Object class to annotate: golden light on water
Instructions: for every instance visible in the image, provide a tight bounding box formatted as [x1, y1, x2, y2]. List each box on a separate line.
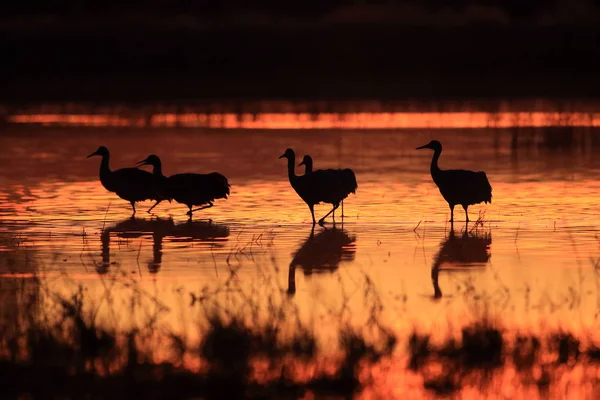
[3, 104, 600, 397]
[8, 111, 600, 129]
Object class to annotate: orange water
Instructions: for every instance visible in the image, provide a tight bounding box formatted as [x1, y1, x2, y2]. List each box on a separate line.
[2, 122, 600, 397]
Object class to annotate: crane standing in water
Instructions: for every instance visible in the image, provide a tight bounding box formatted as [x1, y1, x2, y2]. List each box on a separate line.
[87, 146, 162, 215]
[279, 148, 357, 226]
[137, 154, 230, 218]
[416, 140, 492, 222]
[298, 154, 357, 222]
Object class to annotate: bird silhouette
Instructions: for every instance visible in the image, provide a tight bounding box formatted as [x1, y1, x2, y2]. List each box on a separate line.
[298, 154, 358, 222]
[137, 154, 230, 218]
[87, 146, 162, 215]
[431, 223, 491, 299]
[416, 140, 492, 222]
[280, 148, 357, 226]
[287, 225, 356, 296]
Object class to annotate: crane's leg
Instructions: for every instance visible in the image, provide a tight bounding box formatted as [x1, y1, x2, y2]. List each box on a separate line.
[188, 201, 214, 216]
[462, 205, 469, 222]
[342, 200, 344, 219]
[131, 201, 136, 216]
[147, 200, 162, 214]
[309, 204, 316, 225]
[318, 203, 339, 226]
[449, 204, 455, 222]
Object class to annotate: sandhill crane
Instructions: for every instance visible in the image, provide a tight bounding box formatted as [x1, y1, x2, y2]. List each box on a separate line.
[279, 148, 356, 226]
[87, 146, 162, 215]
[416, 140, 492, 222]
[298, 154, 357, 221]
[137, 154, 230, 218]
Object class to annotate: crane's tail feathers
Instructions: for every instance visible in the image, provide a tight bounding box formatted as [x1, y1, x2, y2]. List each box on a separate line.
[475, 171, 492, 204]
[342, 169, 358, 195]
[221, 181, 231, 196]
[210, 173, 231, 199]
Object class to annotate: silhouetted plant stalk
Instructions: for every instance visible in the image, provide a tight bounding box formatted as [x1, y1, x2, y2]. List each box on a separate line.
[0, 258, 402, 398]
[3, 245, 600, 397]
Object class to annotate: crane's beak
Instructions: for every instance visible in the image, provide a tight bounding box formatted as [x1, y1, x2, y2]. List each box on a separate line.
[415, 144, 429, 150]
[86, 150, 99, 158]
[136, 158, 149, 167]
[298, 160, 305, 167]
[278, 153, 286, 159]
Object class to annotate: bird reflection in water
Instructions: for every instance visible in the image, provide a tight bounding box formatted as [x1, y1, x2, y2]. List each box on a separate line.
[287, 225, 356, 296]
[167, 219, 230, 245]
[100, 217, 229, 274]
[431, 223, 491, 299]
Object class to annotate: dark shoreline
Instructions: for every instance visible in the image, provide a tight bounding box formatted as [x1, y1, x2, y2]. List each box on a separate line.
[2, 20, 600, 103]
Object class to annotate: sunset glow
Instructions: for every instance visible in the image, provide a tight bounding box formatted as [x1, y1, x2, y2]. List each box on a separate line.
[8, 111, 600, 129]
[5, 0, 600, 393]
[4, 104, 600, 397]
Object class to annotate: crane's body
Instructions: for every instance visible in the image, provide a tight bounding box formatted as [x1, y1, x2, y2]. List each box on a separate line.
[87, 146, 161, 215]
[280, 149, 357, 226]
[298, 155, 357, 221]
[138, 155, 230, 217]
[416, 140, 492, 222]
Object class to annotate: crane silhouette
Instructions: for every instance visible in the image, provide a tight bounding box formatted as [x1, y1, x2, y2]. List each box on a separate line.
[279, 148, 356, 226]
[87, 146, 162, 215]
[430, 224, 491, 299]
[298, 154, 357, 222]
[137, 154, 230, 218]
[287, 225, 356, 296]
[416, 140, 492, 222]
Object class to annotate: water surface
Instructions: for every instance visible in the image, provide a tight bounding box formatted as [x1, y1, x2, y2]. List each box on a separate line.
[2, 111, 600, 396]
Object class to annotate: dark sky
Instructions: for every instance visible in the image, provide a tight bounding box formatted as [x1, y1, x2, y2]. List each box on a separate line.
[1, 0, 594, 21]
[2, 0, 600, 102]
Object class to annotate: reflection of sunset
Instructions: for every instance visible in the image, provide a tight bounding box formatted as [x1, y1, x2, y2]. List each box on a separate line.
[9, 111, 600, 129]
[2, 142, 600, 330]
[5, 0, 600, 386]
[2, 122, 600, 397]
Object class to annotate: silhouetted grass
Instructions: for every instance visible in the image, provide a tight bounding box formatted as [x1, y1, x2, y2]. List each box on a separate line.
[0, 258, 400, 399]
[407, 319, 600, 397]
[4, 239, 600, 398]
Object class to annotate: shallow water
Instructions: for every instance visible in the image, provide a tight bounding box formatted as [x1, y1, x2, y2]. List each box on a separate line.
[4, 116, 600, 398]
[2, 121, 600, 338]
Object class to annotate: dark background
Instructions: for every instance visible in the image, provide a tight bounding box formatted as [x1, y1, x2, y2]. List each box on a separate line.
[2, 0, 600, 103]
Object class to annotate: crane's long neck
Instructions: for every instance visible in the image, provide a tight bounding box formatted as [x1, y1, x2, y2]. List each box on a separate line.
[305, 159, 313, 174]
[152, 161, 164, 178]
[99, 153, 112, 182]
[287, 155, 297, 183]
[430, 148, 442, 178]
